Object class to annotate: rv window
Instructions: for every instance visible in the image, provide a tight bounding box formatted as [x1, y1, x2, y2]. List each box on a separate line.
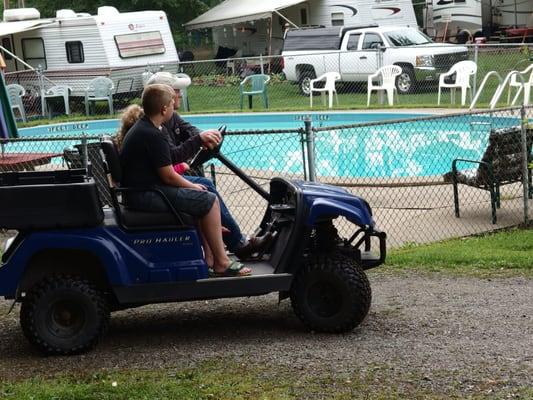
[362, 33, 384, 50]
[346, 34, 361, 51]
[1, 38, 13, 60]
[300, 8, 308, 25]
[21, 38, 46, 69]
[114, 31, 165, 58]
[331, 13, 344, 27]
[66, 41, 84, 63]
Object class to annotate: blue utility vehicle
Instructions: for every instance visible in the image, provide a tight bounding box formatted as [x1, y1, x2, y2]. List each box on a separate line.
[0, 134, 386, 355]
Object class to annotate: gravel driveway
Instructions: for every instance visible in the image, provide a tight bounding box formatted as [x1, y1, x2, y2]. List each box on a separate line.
[0, 272, 531, 395]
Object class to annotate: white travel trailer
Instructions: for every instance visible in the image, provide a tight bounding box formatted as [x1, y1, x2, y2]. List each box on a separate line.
[185, 0, 418, 56]
[431, 0, 533, 40]
[0, 7, 179, 97]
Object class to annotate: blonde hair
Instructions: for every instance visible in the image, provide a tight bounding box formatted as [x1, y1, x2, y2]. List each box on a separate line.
[142, 84, 174, 117]
[115, 104, 144, 149]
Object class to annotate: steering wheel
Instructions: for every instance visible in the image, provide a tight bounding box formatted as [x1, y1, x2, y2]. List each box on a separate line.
[189, 125, 226, 169]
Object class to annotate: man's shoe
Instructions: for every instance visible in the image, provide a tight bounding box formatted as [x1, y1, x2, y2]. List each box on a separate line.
[233, 232, 274, 260]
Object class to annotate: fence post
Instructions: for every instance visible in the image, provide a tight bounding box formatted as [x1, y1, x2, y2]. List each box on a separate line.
[473, 43, 479, 97]
[304, 117, 316, 182]
[520, 106, 529, 224]
[81, 134, 89, 173]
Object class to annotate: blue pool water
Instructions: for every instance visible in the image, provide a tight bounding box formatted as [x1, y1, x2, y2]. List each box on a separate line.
[17, 112, 522, 178]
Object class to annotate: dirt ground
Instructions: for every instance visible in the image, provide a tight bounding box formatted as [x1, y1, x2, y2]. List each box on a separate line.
[0, 272, 531, 396]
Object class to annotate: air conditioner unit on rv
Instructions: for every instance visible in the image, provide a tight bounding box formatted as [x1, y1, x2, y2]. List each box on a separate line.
[3, 8, 40, 22]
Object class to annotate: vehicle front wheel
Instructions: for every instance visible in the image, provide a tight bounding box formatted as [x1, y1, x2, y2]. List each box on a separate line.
[298, 72, 316, 96]
[20, 275, 109, 355]
[290, 254, 371, 333]
[396, 66, 416, 94]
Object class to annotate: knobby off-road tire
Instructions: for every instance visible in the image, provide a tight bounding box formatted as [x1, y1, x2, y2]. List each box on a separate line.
[20, 275, 110, 355]
[290, 254, 371, 333]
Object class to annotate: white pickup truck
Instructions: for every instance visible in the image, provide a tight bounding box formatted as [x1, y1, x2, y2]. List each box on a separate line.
[282, 25, 469, 95]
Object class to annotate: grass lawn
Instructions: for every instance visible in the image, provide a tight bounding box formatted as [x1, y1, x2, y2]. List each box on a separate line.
[2, 359, 532, 400]
[16, 50, 532, 129]
[386, 228, 533, 277]
[1, 229, 532, 399]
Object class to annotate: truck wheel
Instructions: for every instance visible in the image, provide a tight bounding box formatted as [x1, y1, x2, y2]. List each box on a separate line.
[290, 254, 371, 333]
[20, 275, 109, 355]
[298, 72, 315, 96]
[396, 66, 416, 94]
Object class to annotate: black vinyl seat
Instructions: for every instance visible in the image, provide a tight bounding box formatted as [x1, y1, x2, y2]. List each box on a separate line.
[99, 139, 195, 230]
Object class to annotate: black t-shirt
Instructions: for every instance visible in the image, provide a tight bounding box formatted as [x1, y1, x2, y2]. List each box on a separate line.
[120, 116, 172, 187]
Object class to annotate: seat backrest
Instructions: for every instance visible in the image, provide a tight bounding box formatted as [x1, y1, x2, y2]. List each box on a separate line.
[46, 85, 70, 96]
[478, 126, 533, 184]
[321, 72, 340, 90]
[87, 77, 114, 97]
[100, 140, 122, 185]
[249, 74, 269, 91]
[510, 64, 533, 86]
[6, 84, 25, 104]
[450, 61, 477, 86]
[378, 65, 402, 86]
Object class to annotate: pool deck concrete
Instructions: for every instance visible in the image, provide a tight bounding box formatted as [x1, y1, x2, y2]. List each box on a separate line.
[215, 166, 531, 249]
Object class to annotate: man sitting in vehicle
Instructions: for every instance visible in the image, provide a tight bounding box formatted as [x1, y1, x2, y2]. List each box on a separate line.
[144, 72, 272, 260]
[120, 84, 251, 277]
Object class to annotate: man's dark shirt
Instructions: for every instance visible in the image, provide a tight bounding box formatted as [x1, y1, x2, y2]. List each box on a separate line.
[162, 113, 202, 164]
[120, 116, 172, 187]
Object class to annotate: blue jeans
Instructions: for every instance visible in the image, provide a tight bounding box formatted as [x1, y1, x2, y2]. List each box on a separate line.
[185, 176, 245, 252]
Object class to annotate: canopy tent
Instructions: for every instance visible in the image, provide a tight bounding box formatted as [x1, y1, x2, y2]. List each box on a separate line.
[184, 0, 306, 30]
[0, 73, 18, 138]
[0, 19, 53, 37]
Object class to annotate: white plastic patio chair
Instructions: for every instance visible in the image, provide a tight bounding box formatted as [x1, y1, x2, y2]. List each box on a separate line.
[437, 60, 477, 106]
[6, 84, 27, 122]
[367, 65, 402, 107]
[507, 64, 533, 106]
[42, 85, 71, 118]
[85, 77, 114, 115]
[176, 72, 191, 111]
[310, 72, 340, 108]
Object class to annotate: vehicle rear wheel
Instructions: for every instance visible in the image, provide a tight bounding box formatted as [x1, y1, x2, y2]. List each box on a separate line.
[290, 254, 371, 333]
[299, 71, 316, 96]
[20, 275, 109, 355]
[396, 66, 416, 94]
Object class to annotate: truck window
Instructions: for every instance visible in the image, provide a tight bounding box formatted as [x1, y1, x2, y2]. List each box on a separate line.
[66, 41, 84, 63]
[385, 29, 433, 46]
[114, 31, 165, 58]
[362, 33, 383, 50]
[346, 34, 361, 51]
[21, 38, 47, 69]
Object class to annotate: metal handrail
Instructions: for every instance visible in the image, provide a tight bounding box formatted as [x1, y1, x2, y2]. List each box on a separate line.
[469, 70, 503, 110]
[489, 70, 526, 109]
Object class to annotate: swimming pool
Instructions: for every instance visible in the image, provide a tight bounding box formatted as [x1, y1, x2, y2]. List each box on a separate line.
[19, 112, 426, 136]
[17, 112, 523, 178]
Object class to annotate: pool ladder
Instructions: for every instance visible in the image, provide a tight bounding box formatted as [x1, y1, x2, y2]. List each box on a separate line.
[470, 70, 528, 110]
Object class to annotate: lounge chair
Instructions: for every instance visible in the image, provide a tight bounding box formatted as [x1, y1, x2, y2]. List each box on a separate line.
[443, 126, 533, 224]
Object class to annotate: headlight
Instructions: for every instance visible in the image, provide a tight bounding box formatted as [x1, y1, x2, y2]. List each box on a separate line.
[416, 55, 434, 67]
[2, 236, 15, 255]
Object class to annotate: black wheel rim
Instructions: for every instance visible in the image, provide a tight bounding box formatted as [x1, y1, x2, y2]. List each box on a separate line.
[46, 300, 86, 339]
[307, 281, 343, 318]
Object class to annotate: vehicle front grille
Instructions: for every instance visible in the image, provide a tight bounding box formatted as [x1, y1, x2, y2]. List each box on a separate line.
[434, 51, 469, 70]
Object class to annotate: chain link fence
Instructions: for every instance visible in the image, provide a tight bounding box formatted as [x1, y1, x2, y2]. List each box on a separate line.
[3, 43, 532, 125]
[1, 106, 531, 247]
